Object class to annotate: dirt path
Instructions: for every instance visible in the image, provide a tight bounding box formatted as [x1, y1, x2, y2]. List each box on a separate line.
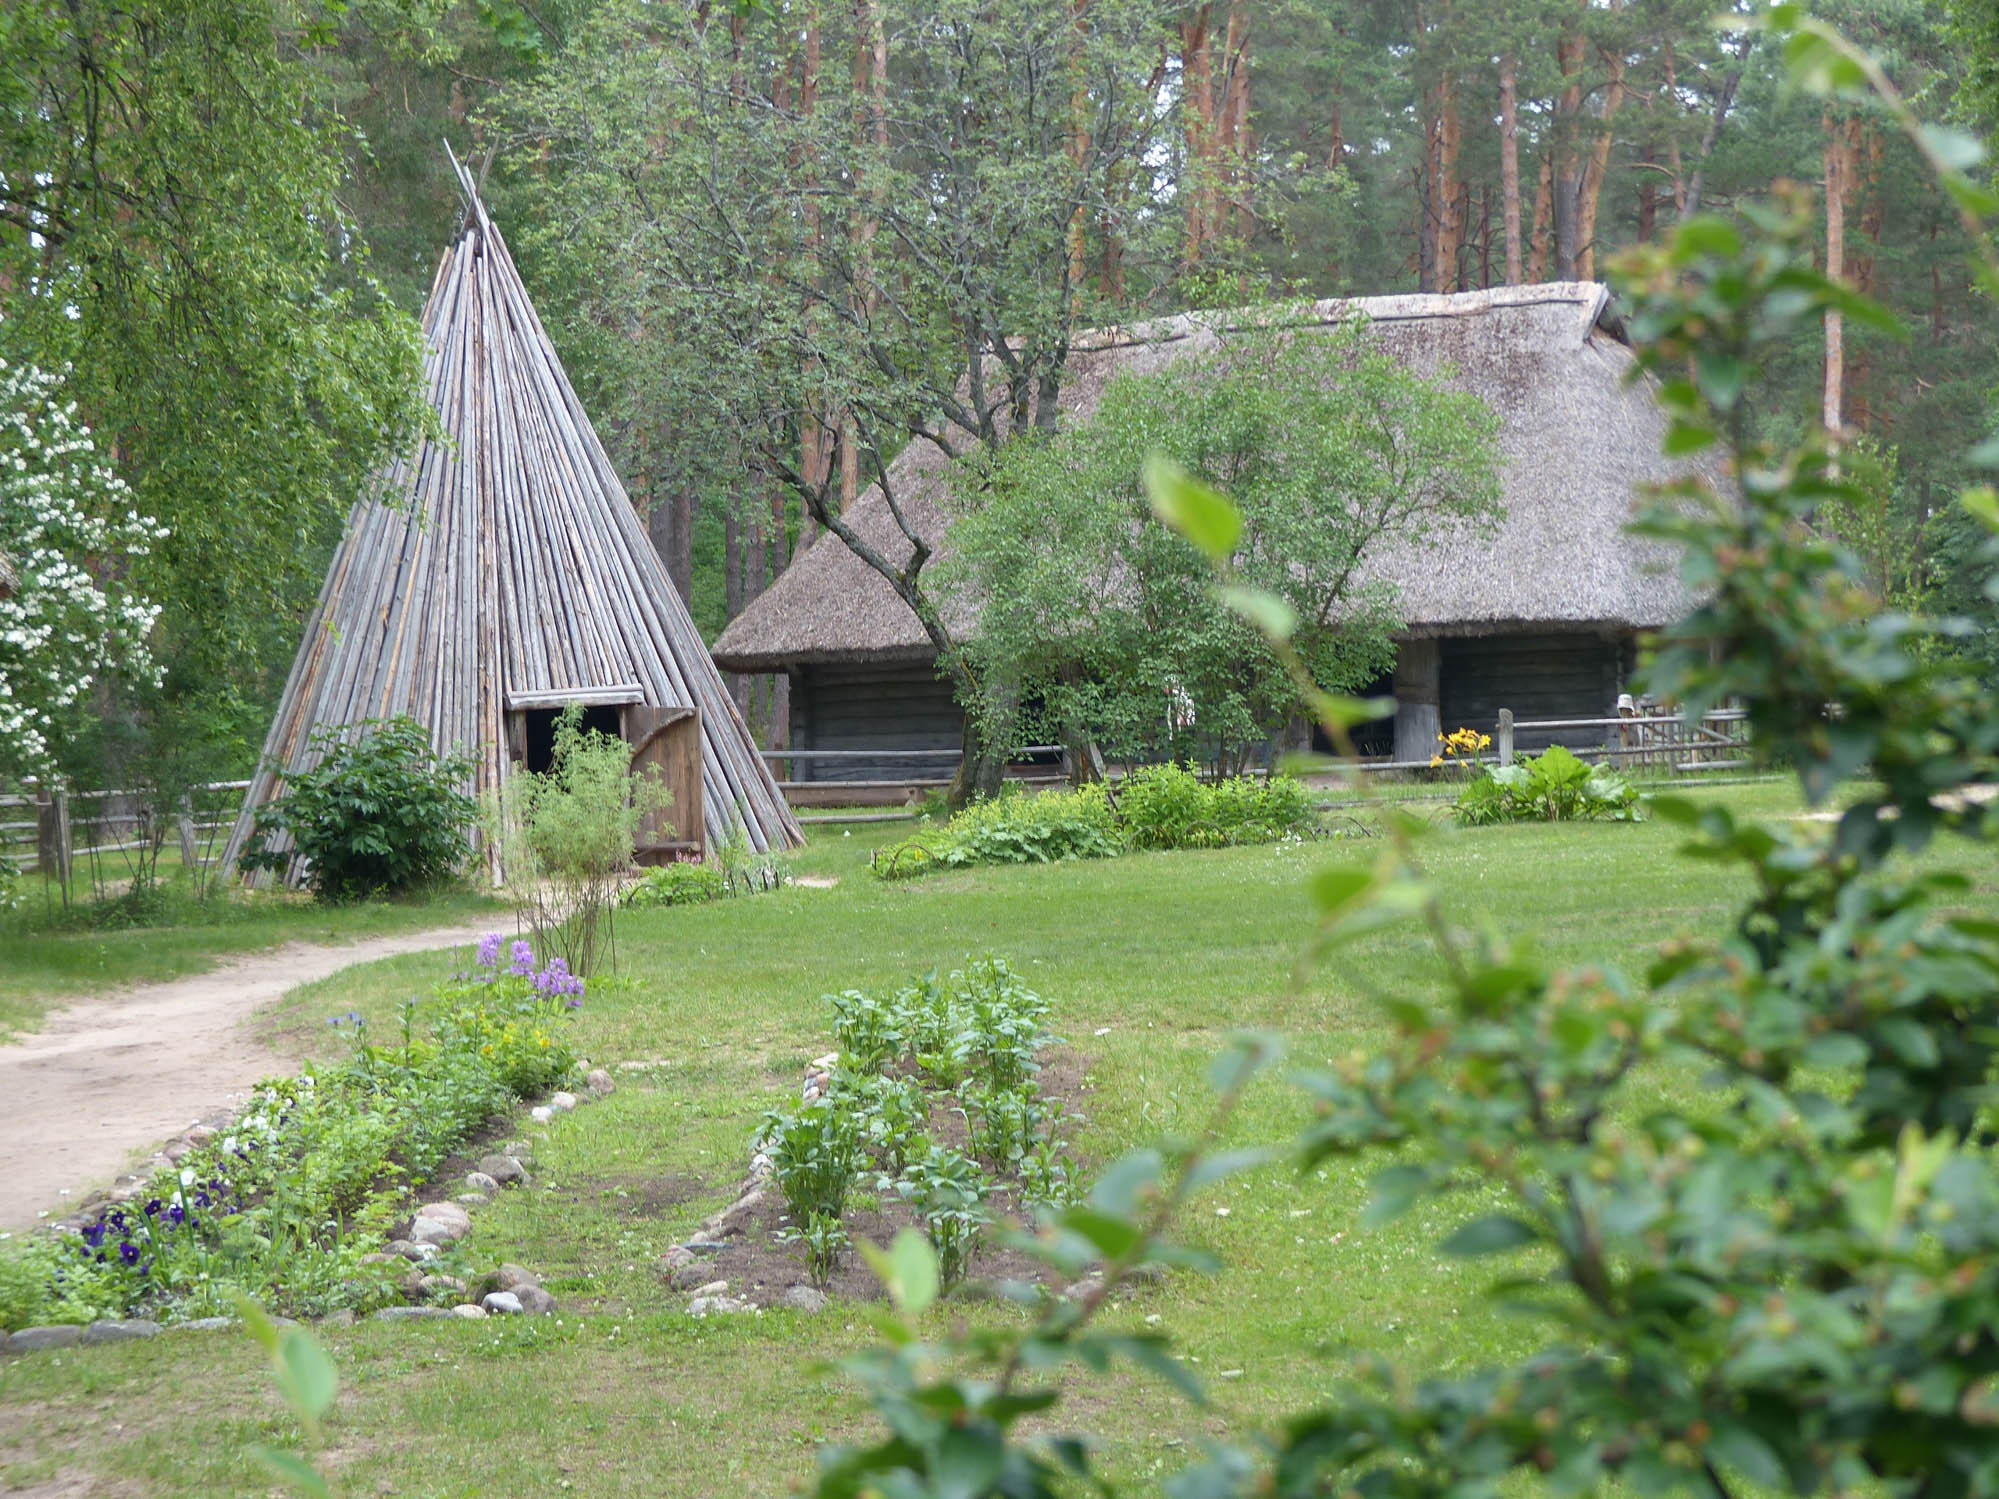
[0, 923, 493, 1234]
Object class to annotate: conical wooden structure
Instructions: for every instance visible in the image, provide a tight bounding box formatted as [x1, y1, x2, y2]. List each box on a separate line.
[224, 154, 801, 881]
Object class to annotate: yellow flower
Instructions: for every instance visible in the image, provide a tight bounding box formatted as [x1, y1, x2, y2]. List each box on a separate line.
[1430, 755, 1444, 767]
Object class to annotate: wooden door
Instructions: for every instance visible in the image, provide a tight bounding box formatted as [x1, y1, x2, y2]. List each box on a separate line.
[625, 706, 703, 864]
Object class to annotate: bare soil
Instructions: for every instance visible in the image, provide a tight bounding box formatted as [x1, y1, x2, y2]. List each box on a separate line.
[0, 924, 492, 1233]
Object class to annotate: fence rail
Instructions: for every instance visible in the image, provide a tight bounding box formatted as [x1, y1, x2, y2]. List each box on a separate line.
[1, 780, 251, 887]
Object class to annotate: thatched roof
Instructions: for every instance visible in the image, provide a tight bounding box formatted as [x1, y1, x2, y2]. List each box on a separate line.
[224, 153, 801, 878]
[712, 283, 1706, 673]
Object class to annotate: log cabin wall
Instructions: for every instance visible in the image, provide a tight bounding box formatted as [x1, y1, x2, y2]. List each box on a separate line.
[791, 662, 963, 783]
[1437, 630, 1628, 751]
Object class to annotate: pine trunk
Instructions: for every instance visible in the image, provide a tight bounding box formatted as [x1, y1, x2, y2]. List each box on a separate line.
[1823, 104, 1847, 440]
[1499, 50, 1523, 284]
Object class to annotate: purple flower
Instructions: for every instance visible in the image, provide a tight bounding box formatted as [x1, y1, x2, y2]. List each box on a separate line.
[566, 997, 583, 1009]
[118, 1242, 140, 1266]
[476, 931, 503, 969]
[82, 1223, 105, 1249]
[166, 1204, 185, 1226]
[508, 939, 536, 976]
[143, 1199, 161, 1217]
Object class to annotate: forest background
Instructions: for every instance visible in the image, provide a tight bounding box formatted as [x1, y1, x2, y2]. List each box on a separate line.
[5, 0, 1998, 780]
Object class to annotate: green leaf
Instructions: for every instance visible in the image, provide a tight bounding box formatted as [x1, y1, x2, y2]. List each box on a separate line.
[1671, 218, 1741, 260]
[1963, 487, 1999, 532]
[1310, 866, 1374, 916]
[1662, 420, 1718, 457]
[1097, 1333, 1206, 1405]
[1215, 584, 1297, 641]
[1920, 124, 1987, 173]
[860, 1228, 939, 1315]
[933, 1425, 1006, 1499]
[1707, 1423, 1788, 1489]
[1145, 455, 1242, 561]
[1091, 1148, 1165, 1216]
[1362, 1164, 1429, 1226]
[1058, 1206, 1146, 1262]
[236, 1295, 280, 1356]
[1186, 1146, 1278, 1192]
[1439, 1214, 1540, 1257]
[1208, 1033, 1284, 1095]
[247, 1446, 334, 1499]
[1693, 350, 1744, 410]
[1307, 691, 1398, 731]
[275, 1329, 339, 1425]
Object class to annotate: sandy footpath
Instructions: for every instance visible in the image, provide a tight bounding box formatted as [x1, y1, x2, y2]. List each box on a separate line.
[0, 923, 492, 1233]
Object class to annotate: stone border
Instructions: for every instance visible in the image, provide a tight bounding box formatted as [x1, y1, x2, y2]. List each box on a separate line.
[654, 1053, 836, 1315]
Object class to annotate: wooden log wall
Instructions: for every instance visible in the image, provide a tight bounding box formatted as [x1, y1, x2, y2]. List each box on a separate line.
[1439, 631, 1626, 752]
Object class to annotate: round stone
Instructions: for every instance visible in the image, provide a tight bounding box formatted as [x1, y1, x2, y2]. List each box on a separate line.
[481, 1291, 524, 1316]
[476, 1155, 527, 1187]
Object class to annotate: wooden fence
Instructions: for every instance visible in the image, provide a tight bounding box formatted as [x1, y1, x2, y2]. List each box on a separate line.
[759, 747, 1067, 807]
[1, 780, 250, 889]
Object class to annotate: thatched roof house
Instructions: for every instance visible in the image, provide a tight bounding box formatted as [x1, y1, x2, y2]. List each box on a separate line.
[224, 155, 801, 882]
[713, 283, 1703, 768]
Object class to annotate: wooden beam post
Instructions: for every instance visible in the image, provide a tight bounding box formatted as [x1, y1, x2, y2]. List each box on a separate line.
[1496, 708, 1514, 767]
[1393, 638, 1442, 765]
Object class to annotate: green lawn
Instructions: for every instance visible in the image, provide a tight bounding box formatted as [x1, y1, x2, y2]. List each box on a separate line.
[4, 781, 1990, 1497]
[0, 889, 508, 1041]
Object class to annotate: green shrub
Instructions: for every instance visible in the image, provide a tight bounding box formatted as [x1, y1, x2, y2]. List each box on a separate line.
[488, 705, 671, 976]
[895, 1145, 991, 1293]
[876, 783, 1125, 878]
[240, 716, 476, 902]
[875, 770, 1313, 878]
[1452, 744, 1642, 825]
[621, 862, 728, 909]
[759, 1100, 865, 1224]
[1118, 762, 1316, 848]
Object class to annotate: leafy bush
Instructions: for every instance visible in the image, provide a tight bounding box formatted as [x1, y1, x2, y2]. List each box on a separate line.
[881, 783, 1126, 877]
[489, 705, 670, 975]
[240, 716, 475, 902]
[621, 862, 727, 909]
[759, 1100, 865, 1225]
[1452, 744, 1641, 825]
[875, 770, 1314, 878]
[836, 1070, 929, 1175]
[895, 1146, 991, 1293]
[0, 932, 581, 1327]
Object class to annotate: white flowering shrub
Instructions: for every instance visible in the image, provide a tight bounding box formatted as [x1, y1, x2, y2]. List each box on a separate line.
[0, 359, 166, 777]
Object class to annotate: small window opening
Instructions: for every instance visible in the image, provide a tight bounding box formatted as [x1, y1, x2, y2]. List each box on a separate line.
[515, 705, 625, 775]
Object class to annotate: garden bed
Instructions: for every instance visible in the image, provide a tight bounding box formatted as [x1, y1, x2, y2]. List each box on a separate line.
[665, 1046, 1093, 1309]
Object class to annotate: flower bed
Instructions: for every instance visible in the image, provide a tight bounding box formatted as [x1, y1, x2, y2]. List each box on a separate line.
[0, 935, 582, 1331]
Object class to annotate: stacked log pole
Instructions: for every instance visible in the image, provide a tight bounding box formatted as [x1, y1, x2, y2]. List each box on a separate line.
[221, 152, 802, 885]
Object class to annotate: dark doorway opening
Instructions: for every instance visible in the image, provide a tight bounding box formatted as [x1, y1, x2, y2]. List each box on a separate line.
[517, 705, 625, 775]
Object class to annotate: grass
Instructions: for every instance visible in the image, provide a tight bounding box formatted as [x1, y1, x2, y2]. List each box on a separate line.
[0, 886, 507, 1042]
[4, 779, 1995, 1496]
